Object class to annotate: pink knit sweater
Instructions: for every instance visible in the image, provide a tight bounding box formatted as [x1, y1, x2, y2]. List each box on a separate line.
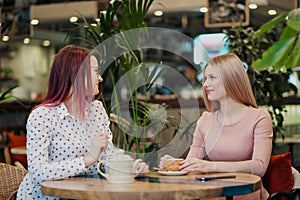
[187, 106, 273, 177]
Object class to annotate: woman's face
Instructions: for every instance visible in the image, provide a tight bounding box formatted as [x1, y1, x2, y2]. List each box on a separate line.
[90, 55, 103, 95]
[203, 64, 226, 101]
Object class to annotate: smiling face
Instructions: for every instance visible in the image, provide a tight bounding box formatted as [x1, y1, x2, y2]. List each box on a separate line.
[203, 64, 226, 102]
[90, 55, 103, 96]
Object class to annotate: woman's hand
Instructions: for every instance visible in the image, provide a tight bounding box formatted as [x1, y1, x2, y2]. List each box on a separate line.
[133, 159, 149, 177]
[84, 133, 108, 167]
[179, 158, 211, 173]
[159, 154, 175, 169]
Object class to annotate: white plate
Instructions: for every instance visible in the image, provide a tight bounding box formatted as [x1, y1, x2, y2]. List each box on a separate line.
[158, 170, 188, 176]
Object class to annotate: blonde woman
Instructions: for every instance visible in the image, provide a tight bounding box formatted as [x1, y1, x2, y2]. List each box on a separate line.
[160, 53, 273, 199]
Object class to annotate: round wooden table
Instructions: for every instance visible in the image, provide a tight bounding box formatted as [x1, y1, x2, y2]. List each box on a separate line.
[41, 172, 261, 200]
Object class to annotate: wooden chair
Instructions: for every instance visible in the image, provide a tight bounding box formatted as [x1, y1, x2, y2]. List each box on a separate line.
[0, 163, 27, 200]
[4, 145, 12, 165]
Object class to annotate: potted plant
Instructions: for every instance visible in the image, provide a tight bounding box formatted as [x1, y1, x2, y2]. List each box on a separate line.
[223, 26, 297, 142]
[71, 0, 196, 163]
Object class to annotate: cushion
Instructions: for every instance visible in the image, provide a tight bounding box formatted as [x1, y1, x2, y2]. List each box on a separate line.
[6, 133, 27, 169]
[262, 152, 294, 195]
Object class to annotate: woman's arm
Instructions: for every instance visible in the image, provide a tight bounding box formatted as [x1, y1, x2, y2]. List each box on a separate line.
[26, 107, 88, 185]
[245, 109, 273, 176]
[186, 112, 210, 159]
[181, 109, 273, 177]
[94, 101, 149, 174]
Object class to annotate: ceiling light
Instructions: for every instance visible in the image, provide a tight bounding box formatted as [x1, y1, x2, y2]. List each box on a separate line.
[268, 9, 277, 16]
[2, 36, 9, 42]
[154, 10, 163, 17]
[31, 19, 39, 25]
[249, 4, 258, 9]
[23, 38, 30, 44]
[42, 40, 51, 47]
[199, 7, 208, 13]
[69, 16, 78, 23]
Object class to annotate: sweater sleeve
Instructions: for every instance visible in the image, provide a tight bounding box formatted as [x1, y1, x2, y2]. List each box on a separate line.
[247, 109, 273, 177]
[187, 112, 210, 159]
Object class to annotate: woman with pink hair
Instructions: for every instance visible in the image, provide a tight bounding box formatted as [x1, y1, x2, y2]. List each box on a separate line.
[17, 45, 148, 200]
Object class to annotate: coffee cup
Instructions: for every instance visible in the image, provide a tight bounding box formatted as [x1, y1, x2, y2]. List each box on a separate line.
[97, 153, 136, 184]
[164, 158, 184, 171]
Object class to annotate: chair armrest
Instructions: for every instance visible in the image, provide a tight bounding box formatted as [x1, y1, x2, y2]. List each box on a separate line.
[268, 188, 300, 200]
[292, 167, 300, 189]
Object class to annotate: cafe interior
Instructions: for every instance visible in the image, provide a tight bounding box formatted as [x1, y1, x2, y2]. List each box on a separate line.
[1, 0, 300, 199]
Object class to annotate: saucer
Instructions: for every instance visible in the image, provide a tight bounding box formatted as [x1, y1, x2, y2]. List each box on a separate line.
[158, 170, 188, 176]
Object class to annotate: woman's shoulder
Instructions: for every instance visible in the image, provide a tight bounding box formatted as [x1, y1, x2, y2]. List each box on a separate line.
[198, 111, 212, 123]
[27, 105, 57, 124]
[247, 106, 272, 120]
[92, 100, 108, 117]
[201, 111, 212, 117]
[92, 100, 104, 109]
[30, 105, 53, 115]
[248, 106, 269, 114]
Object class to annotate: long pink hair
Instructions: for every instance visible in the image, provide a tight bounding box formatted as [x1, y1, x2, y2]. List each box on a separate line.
[36, 45, 94, 119]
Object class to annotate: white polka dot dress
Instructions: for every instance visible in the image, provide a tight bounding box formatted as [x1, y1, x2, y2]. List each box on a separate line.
[17, 100, 117, 200]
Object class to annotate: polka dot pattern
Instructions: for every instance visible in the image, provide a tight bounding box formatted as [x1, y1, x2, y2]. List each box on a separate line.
[17, 100, 117, 200]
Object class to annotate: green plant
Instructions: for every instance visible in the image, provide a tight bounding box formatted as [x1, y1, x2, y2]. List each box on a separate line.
[72, 0, 153, 72]
[223, 26, 297, 141]
[252, 7, 300, 70]
[71, 0, 196, 160]
[0, 85, 19, 104]
[0, 68, 13, 78]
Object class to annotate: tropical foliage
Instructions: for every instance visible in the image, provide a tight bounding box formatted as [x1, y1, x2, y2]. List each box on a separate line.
[224, 26, 297, 141]
[71, 0, 196, 159]
[252, 8, 300, 70]
[0, 85, 19, 105]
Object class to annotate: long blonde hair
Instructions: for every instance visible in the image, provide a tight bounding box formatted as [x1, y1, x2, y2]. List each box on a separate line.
[203, 53, 257, 111]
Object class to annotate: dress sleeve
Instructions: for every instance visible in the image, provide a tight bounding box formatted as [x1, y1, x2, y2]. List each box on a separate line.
[94, 101, 118, 160]
[247, 109, 273, 177]
[26, 107, 87, 186]
[187, 112, 210, 159]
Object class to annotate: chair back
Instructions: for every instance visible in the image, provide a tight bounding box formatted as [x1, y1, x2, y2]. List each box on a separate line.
[0, 163, 27, 200]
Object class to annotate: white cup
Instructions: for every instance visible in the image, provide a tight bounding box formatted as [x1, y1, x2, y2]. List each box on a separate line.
[97, 154, 136, 184]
